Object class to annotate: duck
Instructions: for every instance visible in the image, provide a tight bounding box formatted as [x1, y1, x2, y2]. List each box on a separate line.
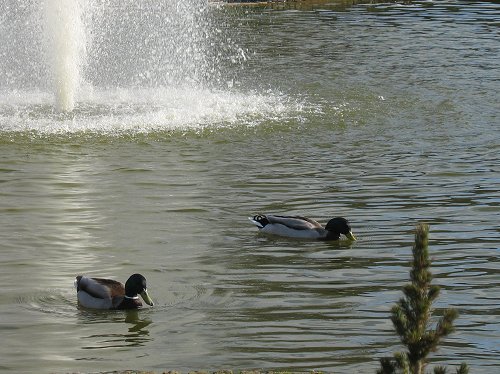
[249, 214, 356, 241]
[75, 273, 154, 310]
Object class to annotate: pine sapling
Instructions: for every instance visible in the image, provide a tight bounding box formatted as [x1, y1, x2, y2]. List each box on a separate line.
[377, 223, 468, 374]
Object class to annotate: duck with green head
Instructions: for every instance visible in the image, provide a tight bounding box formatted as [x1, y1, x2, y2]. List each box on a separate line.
[249, 214, 356, 241]
[75, 273, 154, 310]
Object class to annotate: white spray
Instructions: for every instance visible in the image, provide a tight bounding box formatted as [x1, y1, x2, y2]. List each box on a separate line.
[42, 0, 86, 112]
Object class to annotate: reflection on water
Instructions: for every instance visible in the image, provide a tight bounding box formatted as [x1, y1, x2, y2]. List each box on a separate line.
[77, 309, 152, 349]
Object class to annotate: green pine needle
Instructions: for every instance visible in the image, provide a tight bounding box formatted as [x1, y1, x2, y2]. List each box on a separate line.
[378, 223, 467, 374]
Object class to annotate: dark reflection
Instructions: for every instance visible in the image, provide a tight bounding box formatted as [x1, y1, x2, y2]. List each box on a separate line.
[124, 309, 152, 335]
[77, 309, 152, 349]
[225, 0, 500, 13]
[224, 0, 409, 11]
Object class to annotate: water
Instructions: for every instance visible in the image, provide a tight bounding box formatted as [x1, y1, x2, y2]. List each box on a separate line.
[0, 1, 499, 373]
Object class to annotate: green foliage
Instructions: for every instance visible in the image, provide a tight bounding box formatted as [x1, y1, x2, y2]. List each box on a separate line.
[377, 224, 469, 374]
[456, 363, 469, 374]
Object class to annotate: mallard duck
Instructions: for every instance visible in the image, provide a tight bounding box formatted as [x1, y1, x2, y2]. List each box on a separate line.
[249, 214, 356, 241]
[75, 273, 154, 310]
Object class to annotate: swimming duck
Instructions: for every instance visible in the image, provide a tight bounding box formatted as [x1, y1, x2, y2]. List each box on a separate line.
[75, 273, 154, 310]
[249, 214, 356, 241]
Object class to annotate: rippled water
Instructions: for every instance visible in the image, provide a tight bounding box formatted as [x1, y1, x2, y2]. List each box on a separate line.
[0, 1, 499, 373]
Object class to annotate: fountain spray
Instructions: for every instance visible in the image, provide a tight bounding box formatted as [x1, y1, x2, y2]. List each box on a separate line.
[42, 0, 86, 112]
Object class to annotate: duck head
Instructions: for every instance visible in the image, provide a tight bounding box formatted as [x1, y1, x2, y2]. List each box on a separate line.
[325, 217, 356, 241]
[125, 274, 154, 306]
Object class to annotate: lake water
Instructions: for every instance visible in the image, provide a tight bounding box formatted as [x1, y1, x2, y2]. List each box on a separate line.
[0, 1, 499, 373]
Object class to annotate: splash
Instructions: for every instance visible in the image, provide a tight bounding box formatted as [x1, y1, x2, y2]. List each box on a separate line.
[0, 87, 302, 135]
[0, 1, 303, 134]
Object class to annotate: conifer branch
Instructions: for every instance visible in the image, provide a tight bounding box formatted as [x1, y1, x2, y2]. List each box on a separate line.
[377, 224, 469, 374]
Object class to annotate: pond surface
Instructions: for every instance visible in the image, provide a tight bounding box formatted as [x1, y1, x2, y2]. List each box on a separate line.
[0, 1, 499, 373]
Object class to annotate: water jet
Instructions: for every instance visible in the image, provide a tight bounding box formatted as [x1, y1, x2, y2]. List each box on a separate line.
[0, 0, 290, 134]
[42, 0, 86, 112]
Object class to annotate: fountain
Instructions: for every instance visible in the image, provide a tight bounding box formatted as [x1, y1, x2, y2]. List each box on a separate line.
[0, 0, 294, 134]
[42, 0, 86, 112]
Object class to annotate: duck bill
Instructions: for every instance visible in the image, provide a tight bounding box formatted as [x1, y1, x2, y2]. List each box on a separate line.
[345, 231, 357, 241]
[140, 289, 154, 306]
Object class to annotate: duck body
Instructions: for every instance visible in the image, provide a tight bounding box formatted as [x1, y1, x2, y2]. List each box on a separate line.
[75, 274, 153, 310]
[249, 214, 356, 241]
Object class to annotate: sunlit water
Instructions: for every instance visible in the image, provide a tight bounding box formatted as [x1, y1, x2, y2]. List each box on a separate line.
[0, 1, 499, 373]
